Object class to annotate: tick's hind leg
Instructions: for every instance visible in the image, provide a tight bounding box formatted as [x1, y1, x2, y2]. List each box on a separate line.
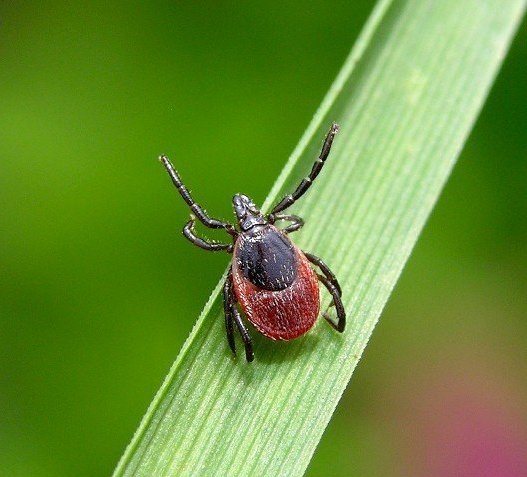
[223, 277, 236, 355]
[316, 274, 346, 332]
[231, 306, 254, 362]
[304, 252, 342, 296]
[223, 270, 254, 362]
[304, 252, 345, 333]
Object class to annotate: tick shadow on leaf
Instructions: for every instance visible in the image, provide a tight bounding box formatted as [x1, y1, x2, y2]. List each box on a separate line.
[232, 328, 324, 367]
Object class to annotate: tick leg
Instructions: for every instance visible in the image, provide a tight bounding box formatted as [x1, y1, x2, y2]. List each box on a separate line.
[267, 214, 304, 234]
[224, 270, 254, 362]
[232, 306, 254, 362]
[306, 252, 344, 331]
[223, 274, 236, 355]
[316, 274, 346, 333]
[183, 218, 233, 252]
[304, 252, 342, 296]
[160, 155, 236, 235]
[269, 123, 339, 214]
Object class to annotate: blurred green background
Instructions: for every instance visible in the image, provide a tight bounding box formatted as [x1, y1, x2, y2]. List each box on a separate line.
[1, 2, 526, 476]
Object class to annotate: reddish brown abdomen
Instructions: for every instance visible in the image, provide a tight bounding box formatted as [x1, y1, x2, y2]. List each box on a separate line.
[232, 225, 320, 341]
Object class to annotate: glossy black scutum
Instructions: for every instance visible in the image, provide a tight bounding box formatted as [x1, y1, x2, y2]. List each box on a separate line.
[235, 225, 297, 291]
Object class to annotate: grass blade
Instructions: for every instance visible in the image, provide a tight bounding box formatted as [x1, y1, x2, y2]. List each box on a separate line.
[114, 1, 526, 475]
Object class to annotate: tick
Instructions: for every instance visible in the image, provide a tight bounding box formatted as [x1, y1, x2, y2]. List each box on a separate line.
[160, 123, 345, 362]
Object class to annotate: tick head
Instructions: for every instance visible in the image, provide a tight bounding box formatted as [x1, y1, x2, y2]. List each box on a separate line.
[233, 194, 266, 231]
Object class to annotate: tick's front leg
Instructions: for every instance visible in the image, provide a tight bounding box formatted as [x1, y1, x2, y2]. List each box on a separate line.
[267, 214, 304, 234]
[183, 218, 234, 252]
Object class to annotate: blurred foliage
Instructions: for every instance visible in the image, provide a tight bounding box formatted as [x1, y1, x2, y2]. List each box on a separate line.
[0, 2, 525, 476]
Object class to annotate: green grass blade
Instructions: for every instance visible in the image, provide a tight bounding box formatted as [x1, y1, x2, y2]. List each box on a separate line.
[114, 1, 525, 476]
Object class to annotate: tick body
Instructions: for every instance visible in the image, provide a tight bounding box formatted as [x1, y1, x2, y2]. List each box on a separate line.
[232, 224, 320, 340]
[160, 123, 345, 362]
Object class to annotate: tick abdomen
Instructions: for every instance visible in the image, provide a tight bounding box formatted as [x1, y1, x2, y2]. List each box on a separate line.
[234, 225, 297, 291]
[232, 225, 321, 341]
